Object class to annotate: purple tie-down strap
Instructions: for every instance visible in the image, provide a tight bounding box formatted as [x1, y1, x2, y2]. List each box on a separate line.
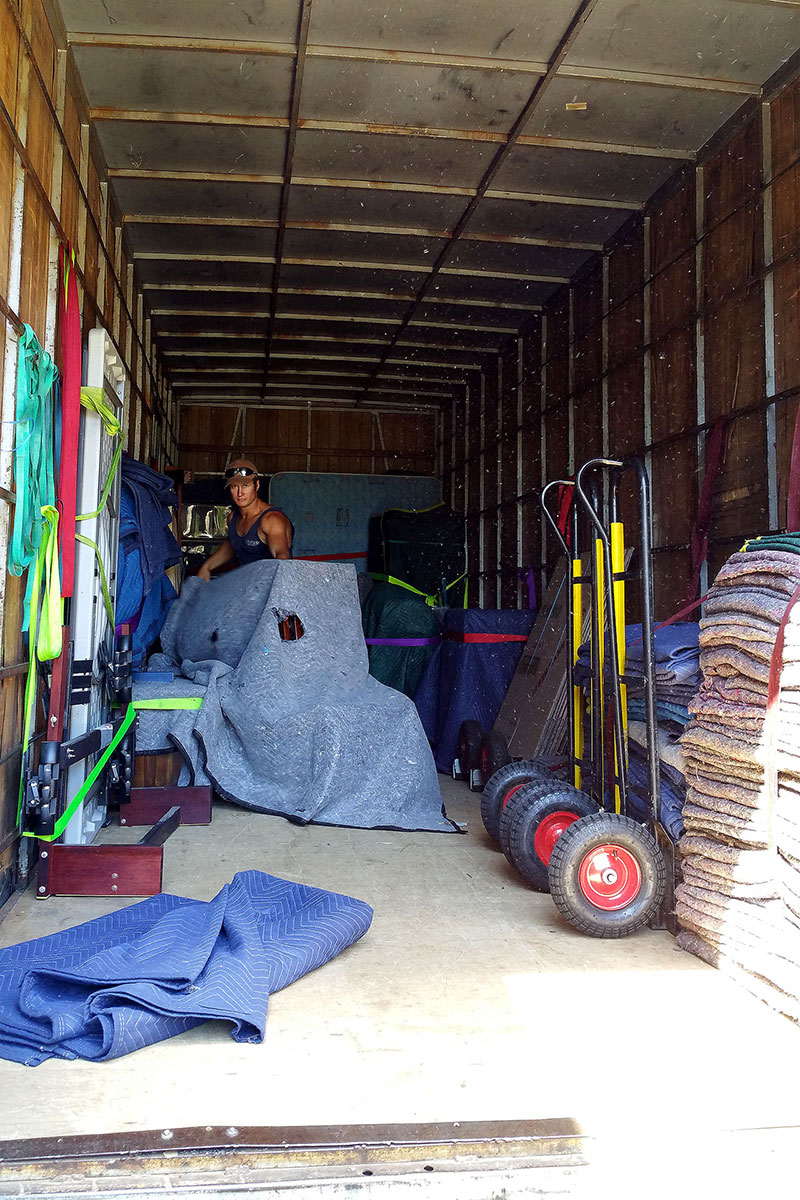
[365, 637, 440, 646]
[518, 565, 537, 610]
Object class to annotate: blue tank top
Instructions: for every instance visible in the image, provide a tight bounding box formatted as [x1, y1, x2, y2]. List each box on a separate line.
[228, 506, 294, 565]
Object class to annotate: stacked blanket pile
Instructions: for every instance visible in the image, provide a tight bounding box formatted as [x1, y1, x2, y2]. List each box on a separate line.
[623, 623, 698, 842]
[575, 623, 697, 838]
[677, 545, 800, 1022]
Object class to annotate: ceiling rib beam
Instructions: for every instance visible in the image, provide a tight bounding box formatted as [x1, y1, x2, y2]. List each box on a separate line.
[177, 395, 443, 409]
[72, 36, 759, 94]
[355, 0, 602, 405]
[153, 310, 516, 333]
[137, 252, 587, 273]
[142, 283, 541, 312]
[161, 356, 467, 383]
[119, 193, 635, 217]
[261, 0, 314, 395]
[95, 114, 694, 160]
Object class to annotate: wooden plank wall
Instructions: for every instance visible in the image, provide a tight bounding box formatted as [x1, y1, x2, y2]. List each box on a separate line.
[0, 0, 171, 902]
[446, 72, 800, 622]
[177, 403, 438, 479]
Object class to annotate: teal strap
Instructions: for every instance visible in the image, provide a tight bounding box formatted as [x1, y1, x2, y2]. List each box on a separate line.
[22, 696, 204, 841]
[10, 326, 58, 630]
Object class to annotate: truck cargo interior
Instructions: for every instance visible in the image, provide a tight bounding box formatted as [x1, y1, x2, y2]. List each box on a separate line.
[2, 0, 800, 1195]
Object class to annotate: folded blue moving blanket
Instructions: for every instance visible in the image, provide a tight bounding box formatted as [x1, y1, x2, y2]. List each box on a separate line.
[0, 871, 373, 1066]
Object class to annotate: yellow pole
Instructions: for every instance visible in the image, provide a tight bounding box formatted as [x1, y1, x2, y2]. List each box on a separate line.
[610, 521, 627, 814]
[595, 538, 605, 805]
[572, 557, 583, 789]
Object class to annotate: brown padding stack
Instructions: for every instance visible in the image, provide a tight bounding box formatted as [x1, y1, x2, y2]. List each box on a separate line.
[677, 549, 800, 1023]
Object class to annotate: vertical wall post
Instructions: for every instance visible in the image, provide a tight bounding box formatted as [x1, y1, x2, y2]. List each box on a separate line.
[695, 163, 708, 596]
[761, 99, 779, 530]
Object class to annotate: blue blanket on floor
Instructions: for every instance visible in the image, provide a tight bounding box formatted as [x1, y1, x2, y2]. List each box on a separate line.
[0, 871, 373, 1066]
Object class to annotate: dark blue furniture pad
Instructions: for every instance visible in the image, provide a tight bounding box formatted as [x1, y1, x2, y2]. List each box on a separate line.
[0, 871, 373, 1066]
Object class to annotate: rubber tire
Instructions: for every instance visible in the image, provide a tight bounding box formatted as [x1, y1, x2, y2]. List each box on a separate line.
[548, 811, 667, 938]
[480, 759, 561, 846]
[498, 778, 591, 869]
[480, 729, 510, 784]
[456, 720, 482, 774]
[506, 787, 598, 890]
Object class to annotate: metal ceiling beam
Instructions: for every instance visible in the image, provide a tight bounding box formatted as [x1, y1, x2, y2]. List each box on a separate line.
[154, 336, 484, 371]
[160, 355, 467, 384]
[142, 282, 541, 312]
[355, 0, 602, 405]
[96, 115, 694, 160]
[120, 194, 633, 217]
[148, 308, 522, 332]
[137, 254, 584, 276]
[72, 35, 759, 94]
[177, 394, 443, 409]
[261, 0, 313, 394]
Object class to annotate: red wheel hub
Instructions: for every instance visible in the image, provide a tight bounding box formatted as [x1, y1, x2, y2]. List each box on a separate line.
[534, 811, 580, 866]
[578, 843, 642, 911]
[501, 783, 524, 811]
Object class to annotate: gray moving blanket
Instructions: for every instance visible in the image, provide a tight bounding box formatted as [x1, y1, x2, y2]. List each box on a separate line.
[136, 560, 456, 833]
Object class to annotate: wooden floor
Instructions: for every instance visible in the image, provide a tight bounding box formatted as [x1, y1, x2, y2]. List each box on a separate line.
[1, 777, 800, 1153]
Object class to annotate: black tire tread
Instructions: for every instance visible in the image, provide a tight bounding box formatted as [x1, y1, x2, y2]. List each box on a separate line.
[548, 811, 666, 939]
[507, 788, 597, 891]
[457, 720, 482, 773]
[498, 779, 586, 867]
[480, 728, 510, 782]
[479, 759, 553, 845]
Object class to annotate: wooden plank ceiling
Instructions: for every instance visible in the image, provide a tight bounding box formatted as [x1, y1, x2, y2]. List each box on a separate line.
[59, 0, 799, 413]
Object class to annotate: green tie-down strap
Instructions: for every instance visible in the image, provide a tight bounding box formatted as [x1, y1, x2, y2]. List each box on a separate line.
[22, 696, 204, 842]
[370, 572, 468, 607]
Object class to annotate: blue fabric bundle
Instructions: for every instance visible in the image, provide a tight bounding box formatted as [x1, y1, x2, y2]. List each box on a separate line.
[0, 871, 373, 1066]
[625, 740, 686, 843]
[414, 608, 535, 772]
[116, 459, 181, 664]
[120, 455, 182, 592]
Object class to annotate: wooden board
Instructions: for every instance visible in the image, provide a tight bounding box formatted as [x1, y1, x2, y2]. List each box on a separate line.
[493, 563, 571, 759]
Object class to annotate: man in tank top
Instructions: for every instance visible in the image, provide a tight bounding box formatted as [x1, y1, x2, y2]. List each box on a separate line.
[197, 459, 293, 580]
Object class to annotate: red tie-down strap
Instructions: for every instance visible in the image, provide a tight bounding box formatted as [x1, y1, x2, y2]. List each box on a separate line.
[57, 244, 82, 598]
[786, 399, 800, 532]
[444, 633, 529, 644]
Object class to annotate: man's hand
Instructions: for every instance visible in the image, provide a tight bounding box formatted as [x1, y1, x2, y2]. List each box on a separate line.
[197, 563, 212, 582]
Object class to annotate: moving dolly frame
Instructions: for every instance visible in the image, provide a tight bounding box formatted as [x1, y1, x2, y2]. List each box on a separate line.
[487, 456, 674, 938]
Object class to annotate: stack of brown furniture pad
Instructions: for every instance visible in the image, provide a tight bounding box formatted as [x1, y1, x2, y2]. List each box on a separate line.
[677, 539, 800, 1022]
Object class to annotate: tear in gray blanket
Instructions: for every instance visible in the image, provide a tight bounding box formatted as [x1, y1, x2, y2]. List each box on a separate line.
[135, 560, 457, 833]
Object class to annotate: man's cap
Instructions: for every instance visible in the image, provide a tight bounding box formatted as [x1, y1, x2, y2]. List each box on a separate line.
[224, 458, 259, 487]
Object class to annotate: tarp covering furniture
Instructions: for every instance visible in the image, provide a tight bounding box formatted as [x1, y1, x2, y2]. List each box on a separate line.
[368, 503, 466, 603]
[136, 560, 455, 833]
[0, 870, 373, 1065]
[414, 608, 535, 772]
[362, 581, 440, 698]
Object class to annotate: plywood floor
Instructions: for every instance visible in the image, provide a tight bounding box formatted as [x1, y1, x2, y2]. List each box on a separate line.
[1, 777, 799, 1147]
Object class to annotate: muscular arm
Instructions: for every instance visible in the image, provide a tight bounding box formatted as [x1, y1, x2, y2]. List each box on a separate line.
[259, 510, 292, 560]
[197, 537, 236, 581]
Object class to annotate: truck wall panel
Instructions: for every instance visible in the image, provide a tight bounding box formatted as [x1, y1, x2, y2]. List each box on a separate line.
[772, 78, 800, 527]
[0, 2, 19, 121]
[651, 178, 696, 442]
[59, 88, 80, 251]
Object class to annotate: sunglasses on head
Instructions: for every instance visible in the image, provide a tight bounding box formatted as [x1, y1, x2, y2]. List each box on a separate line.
[224, 467, 257, 481]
